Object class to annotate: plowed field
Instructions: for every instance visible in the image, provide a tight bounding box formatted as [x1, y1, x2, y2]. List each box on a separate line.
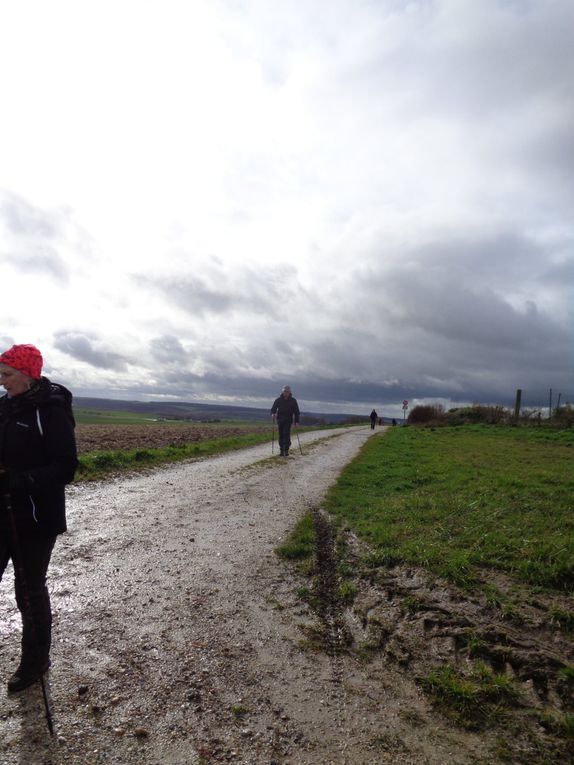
[75, 423, 268, 454]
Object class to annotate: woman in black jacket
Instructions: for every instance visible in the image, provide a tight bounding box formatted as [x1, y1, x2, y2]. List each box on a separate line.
[0, 344, 77, 692]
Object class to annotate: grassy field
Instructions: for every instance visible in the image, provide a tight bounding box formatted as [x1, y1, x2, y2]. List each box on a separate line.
[276, 425, 574, 761]
[323, 425, 574, 592]
[74, 407, 265, 427]
[74, 408, 161, 424]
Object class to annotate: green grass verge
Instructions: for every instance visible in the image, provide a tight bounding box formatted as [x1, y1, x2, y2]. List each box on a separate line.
[323, 425, 574, 592]
[74, 408, 166, 424]
[275, 512, 315, 561]
[76, 431, 273, 481]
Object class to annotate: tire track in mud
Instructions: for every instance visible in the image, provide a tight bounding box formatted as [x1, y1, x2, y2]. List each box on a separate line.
[307, 507, 353, 764]
[288, 492, 574, 765]
[338, 532, 574, 765]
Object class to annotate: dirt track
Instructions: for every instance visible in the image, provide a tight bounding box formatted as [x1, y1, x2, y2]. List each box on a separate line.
[0, 426, 571, 765]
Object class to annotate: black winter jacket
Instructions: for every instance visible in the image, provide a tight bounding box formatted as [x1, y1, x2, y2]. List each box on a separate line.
[270, 394, 300, 424]
[0, 377, 78, 538]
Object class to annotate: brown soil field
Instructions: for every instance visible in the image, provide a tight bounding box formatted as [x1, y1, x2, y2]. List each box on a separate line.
[75, 423, 269, 454]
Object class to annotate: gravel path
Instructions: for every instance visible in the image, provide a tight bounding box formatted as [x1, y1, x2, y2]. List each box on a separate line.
[0, 426, 379, 764]
[0, 425, 510, 765]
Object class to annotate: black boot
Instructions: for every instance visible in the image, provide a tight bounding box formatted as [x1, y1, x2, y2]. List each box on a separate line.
[9, 595, 52, 693]
[8, 654, 51, 693]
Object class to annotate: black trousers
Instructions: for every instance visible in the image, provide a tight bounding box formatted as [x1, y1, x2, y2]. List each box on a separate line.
[277, 419, 292, 454]
[0, 533, 56, 663]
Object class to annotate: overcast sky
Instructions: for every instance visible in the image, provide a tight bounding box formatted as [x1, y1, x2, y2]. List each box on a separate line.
[1, 0, 572, 416]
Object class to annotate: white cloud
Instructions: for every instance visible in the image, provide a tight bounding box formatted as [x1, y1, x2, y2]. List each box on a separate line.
[0, 0, 572, 413]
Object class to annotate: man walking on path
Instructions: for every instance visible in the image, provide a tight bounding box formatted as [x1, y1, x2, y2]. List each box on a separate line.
[270, 385, 300, 457]
[369, 409, 378, 430]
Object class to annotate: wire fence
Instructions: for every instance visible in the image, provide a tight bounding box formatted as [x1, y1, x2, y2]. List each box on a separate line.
[520, 390, 573, 412]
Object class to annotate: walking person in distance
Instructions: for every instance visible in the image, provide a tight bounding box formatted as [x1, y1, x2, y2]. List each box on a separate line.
[270, 385, 300, 457]
[369, 409, 378, 430]
[0, 344, 77, 692]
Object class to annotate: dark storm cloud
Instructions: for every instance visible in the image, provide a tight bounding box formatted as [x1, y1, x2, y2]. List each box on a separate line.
[0, 190, 94, 281]
[149, 335, 189, 364]
[296, 227, 574, 409]
[385, 278, 562, 352]
[418, 291, 562, 357]
[134, 261, 300, 318]
[100, 225, 571, 412]
[120, 369, 471, 412]
[146, 368, 393, 408]
[162, 276, 233, 314]
[127, 227, 571, 411]
[54, 332, 129, 372]
[540, 257, 574, 287]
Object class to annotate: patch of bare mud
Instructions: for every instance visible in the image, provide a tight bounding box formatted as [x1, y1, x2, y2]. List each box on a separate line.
[301, 514, 574, 765]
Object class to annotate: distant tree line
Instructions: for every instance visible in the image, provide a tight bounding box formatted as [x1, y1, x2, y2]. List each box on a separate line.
[407, 403, 573, 428]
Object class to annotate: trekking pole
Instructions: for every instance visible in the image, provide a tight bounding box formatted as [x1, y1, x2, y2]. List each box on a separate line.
[296, 430, 303, 455]
[3, 489, 55, 735]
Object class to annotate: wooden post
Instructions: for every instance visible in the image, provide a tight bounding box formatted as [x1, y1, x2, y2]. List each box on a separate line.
[513, 389, 522, 421]
[549, 388, 553, 419]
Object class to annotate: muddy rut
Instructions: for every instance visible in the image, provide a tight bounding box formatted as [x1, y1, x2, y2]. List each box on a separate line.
[1, 426, 572, 765]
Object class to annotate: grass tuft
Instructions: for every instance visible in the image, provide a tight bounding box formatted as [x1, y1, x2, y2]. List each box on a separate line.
[558, 665, 574, 683]
[275, 513, 315, 562]
[420, 662, 519, 730]
[549, 607, 574, 632]
[537, 710, 574, 739]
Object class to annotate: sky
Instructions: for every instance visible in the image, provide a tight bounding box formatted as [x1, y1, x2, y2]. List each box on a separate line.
[1, 0, 572, 417]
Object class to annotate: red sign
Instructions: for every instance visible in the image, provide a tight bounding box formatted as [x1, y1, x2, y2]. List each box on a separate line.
[402, 400, 408, 406]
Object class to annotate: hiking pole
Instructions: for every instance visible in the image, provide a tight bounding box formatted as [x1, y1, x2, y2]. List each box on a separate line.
[296, 430, 303, 455]
[3, 488, 55, 736]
